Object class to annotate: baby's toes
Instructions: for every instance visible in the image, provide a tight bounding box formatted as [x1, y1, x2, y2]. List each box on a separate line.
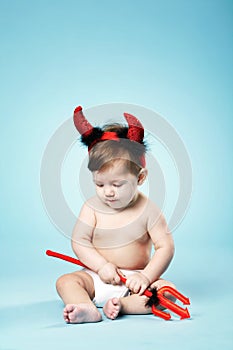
[112, 311, 119, 319]
[63, 312, 70, 322]
[64, 316, 70, 323]
[110, 306, 120, 319]
[113, 306, 120, 316]
[108, 311, 116, 319]
[64, 304, 75, 313]
[112, 297, 119, 306]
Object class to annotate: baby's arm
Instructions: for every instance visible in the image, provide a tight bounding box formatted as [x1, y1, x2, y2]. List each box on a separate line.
[142, 214, 174, 282]
[126, 212, 174, 295]
[72, 203, 120, 285]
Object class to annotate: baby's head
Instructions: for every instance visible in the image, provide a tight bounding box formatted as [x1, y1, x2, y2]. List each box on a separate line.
[73, 107, 148, 209]
[88, 123, 145, 173]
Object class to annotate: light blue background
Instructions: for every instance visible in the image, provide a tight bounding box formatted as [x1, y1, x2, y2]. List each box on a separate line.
[1, 1, 232, 349]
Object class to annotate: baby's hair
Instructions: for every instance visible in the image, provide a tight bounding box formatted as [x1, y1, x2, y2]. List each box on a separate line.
[87, 123, 147, 175]
[73, 106, 148, 174]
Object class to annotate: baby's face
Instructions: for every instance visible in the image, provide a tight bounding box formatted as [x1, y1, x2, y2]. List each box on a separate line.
[92, 163, 139, 210]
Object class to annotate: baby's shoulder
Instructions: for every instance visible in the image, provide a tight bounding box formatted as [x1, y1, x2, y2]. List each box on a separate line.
[84, 196, 99, 208]
[138, 193, 164, 229]
[78, 198, 97, 224]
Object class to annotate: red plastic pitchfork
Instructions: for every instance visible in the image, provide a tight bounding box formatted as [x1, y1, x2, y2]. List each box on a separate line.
[46, 250, 190, 320]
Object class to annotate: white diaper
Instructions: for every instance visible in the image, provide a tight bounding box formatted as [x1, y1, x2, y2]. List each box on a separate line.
[83, 268, 138, 307]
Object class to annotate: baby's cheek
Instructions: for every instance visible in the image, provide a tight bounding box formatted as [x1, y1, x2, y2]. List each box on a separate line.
[96, 188, 103, 195]
[121, 191, 131, 201]
[122, 186, 132, 195]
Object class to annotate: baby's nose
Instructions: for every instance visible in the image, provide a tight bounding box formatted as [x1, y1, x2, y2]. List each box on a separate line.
[105, 186, 115, 197]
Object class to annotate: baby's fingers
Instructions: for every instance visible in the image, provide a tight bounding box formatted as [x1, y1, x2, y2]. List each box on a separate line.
[138, 284, 148, 296]
[127, 280, 141, 294]
[112, 274, 121, 285]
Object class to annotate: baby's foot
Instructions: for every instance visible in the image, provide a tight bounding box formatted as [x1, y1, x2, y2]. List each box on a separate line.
[63, 303, 102, 324]
[103, 298, 121, 320]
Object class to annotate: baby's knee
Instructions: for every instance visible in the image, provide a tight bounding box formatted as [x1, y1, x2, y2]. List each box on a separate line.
[150, 279, 177, 301]
[153, 279, 176, 290]
[161, 282, 177, 302]
[56, 274, 70, 292]
[167, 281, 176, 290]
[56, 272, 85, 292]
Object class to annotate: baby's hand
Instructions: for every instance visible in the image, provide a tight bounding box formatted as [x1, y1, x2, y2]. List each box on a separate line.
[125, 272, 150, 295]
[98, 262, 121, 285]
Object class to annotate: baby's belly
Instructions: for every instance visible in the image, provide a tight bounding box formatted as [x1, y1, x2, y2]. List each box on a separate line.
[96, 241, 152, 270]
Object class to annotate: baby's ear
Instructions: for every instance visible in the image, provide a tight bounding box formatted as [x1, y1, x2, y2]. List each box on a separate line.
[137, 168, 148, 185]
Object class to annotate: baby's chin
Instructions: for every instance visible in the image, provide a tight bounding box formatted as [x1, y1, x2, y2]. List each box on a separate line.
[105, 200, 123, 209]
[101, 198, 124, 209]
[106, 199, 134, 211]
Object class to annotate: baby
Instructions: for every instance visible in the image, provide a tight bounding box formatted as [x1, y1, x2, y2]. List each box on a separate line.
[56, 106, 175, 323]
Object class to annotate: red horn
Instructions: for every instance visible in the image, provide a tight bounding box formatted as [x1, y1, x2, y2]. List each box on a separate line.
[124, 113, 144, 143]
[73, 106, 93, 136]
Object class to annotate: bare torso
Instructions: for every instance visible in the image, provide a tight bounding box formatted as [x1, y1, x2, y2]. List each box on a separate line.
[87, 192, 158, 270]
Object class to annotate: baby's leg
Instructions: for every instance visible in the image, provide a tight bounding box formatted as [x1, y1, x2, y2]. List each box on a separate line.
[103, 278, 176, 319]
[56, 270, 102, 323]
[103, 294, 150, 319]
[150, 278, 177, 308]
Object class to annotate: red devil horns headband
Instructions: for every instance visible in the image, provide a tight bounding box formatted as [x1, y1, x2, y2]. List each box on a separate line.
[73, 106, 93, 137]
[73, 106, 145, 151]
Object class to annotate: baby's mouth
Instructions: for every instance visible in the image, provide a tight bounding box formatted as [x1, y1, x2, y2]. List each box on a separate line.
[105, 198, 119, 205]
